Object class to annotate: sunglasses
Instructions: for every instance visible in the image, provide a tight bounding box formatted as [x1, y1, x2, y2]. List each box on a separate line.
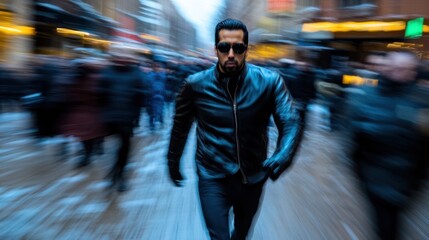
[217, 42, 247, 54]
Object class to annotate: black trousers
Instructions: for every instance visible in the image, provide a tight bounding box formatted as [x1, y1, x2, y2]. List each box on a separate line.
[198, 172, 265, 240]
[368, 194, 402, 240]
[107, 123, 133, 176]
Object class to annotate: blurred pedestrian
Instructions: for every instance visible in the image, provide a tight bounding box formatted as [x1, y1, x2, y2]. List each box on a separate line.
[31, 56, 68, 139]
[59, 58, 106, 167]
[99, 46, 144, 192]
[167, 18, 302, 240]
[316, 69, 345, 131]
[147, 61, 167, 131]
[345, 50, 429, 240]
[283, 60, 317, 126]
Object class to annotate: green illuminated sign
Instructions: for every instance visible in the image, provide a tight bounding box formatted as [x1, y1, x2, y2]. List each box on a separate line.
[405, 17, 424, 38]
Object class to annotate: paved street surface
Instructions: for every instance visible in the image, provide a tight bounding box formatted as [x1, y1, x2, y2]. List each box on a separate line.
[1, 106, 428, 239]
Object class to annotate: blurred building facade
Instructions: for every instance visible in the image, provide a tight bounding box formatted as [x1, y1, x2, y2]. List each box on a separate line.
[65, 0, 197, 53]
[299, 0, 429, 63]
[0, 0, 197, 67]
[222, 0, 266, 41]
[0, 0, 33, 67]
[32, 0, 116, 57]
[319, 0, 429, 19]
[139, 0, 197, 51]
[221, 0, 429, 64]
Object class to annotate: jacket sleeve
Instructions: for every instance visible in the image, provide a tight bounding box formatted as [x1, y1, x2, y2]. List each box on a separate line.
[167, 80, 195, 170]
[269, 74, 303, 180]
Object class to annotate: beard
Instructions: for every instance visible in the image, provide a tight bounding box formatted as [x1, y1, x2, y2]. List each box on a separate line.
[220, 60, 244, 75]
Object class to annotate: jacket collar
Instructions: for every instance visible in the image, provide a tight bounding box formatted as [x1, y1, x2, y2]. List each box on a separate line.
[378, 76, 417, 95]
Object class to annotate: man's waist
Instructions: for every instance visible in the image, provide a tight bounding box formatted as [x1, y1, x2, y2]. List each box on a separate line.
[196, 165, 269, 185]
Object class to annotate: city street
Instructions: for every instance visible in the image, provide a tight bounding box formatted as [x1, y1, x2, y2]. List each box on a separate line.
[0, 106, 428, 239]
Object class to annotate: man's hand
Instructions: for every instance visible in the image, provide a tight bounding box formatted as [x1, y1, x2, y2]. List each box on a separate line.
[262, 158, 279, 173]
[262, 158, 280, 181]
[263, 157, 292, 181]
[168, 166, 184, 187]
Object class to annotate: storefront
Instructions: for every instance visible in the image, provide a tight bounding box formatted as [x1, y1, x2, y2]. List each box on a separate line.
[0, 3, 33, 66]
[299, 16, 429, 67]
[33, 1, 115, 56]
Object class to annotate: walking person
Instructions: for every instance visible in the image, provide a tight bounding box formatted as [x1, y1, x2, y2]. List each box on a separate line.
[345, 50, 429, 240]
[99, 46, 144, 192]
[167, 19, 302, 240]
[147, 61, 167, 131]
[31, 57, 63, 139]
[59, 58, 106, 167]
[283, 60, 317, 127]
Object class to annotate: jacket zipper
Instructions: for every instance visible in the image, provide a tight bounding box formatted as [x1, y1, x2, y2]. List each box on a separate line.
[226, 78, 248, 184]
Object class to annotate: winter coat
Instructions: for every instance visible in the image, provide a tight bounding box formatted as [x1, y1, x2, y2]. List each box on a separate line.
[59, 66, 105, 141]
[98, 65, 144, 127]
[347, 79, 429, 206]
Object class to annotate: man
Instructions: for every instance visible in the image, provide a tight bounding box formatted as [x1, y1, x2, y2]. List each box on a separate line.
[31, 56, 61, 138]
[167, 19, 302, 240]
[99, 46, 144, 192]
[346, 50, 429, 240]
[316, 68, 345, 131]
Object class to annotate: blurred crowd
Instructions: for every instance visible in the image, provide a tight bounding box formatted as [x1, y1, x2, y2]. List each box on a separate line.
[269, 50, 429, 239]
[0, 47, 213, 191]
[1, 49, 428, 163]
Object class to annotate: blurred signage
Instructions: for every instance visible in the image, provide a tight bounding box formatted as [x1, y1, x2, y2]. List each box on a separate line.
[405, 17, 424, 39]
[267, 0, 296, 13]
[342, 75, 378, 86]
[113, 28, 142, 43]
[247, 43, 295, 60]
[140, 34, 161, 42]
[302, 21, 406, 33]
[386, 41, 424, 49]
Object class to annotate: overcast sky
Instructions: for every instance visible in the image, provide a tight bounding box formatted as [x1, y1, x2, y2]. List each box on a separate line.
[171, 0, 224, 49]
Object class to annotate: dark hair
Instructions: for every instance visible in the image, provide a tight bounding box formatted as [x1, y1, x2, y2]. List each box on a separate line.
[215, 18, 248, 46]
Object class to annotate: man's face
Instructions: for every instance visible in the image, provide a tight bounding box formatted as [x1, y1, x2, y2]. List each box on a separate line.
[215, 29, 247, 75]
[386, 53, 418, 83]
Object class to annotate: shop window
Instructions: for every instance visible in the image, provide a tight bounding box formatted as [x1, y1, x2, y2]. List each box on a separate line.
[340, 0, 374, 8]
[300, 0, 320, 8]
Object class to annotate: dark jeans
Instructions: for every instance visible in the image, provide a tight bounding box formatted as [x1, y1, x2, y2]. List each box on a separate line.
[198, 172, 265, 240]
[149, 95, 164, 130]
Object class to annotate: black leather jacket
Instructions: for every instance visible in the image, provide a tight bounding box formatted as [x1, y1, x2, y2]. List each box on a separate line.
[168, 63, 302, 184]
